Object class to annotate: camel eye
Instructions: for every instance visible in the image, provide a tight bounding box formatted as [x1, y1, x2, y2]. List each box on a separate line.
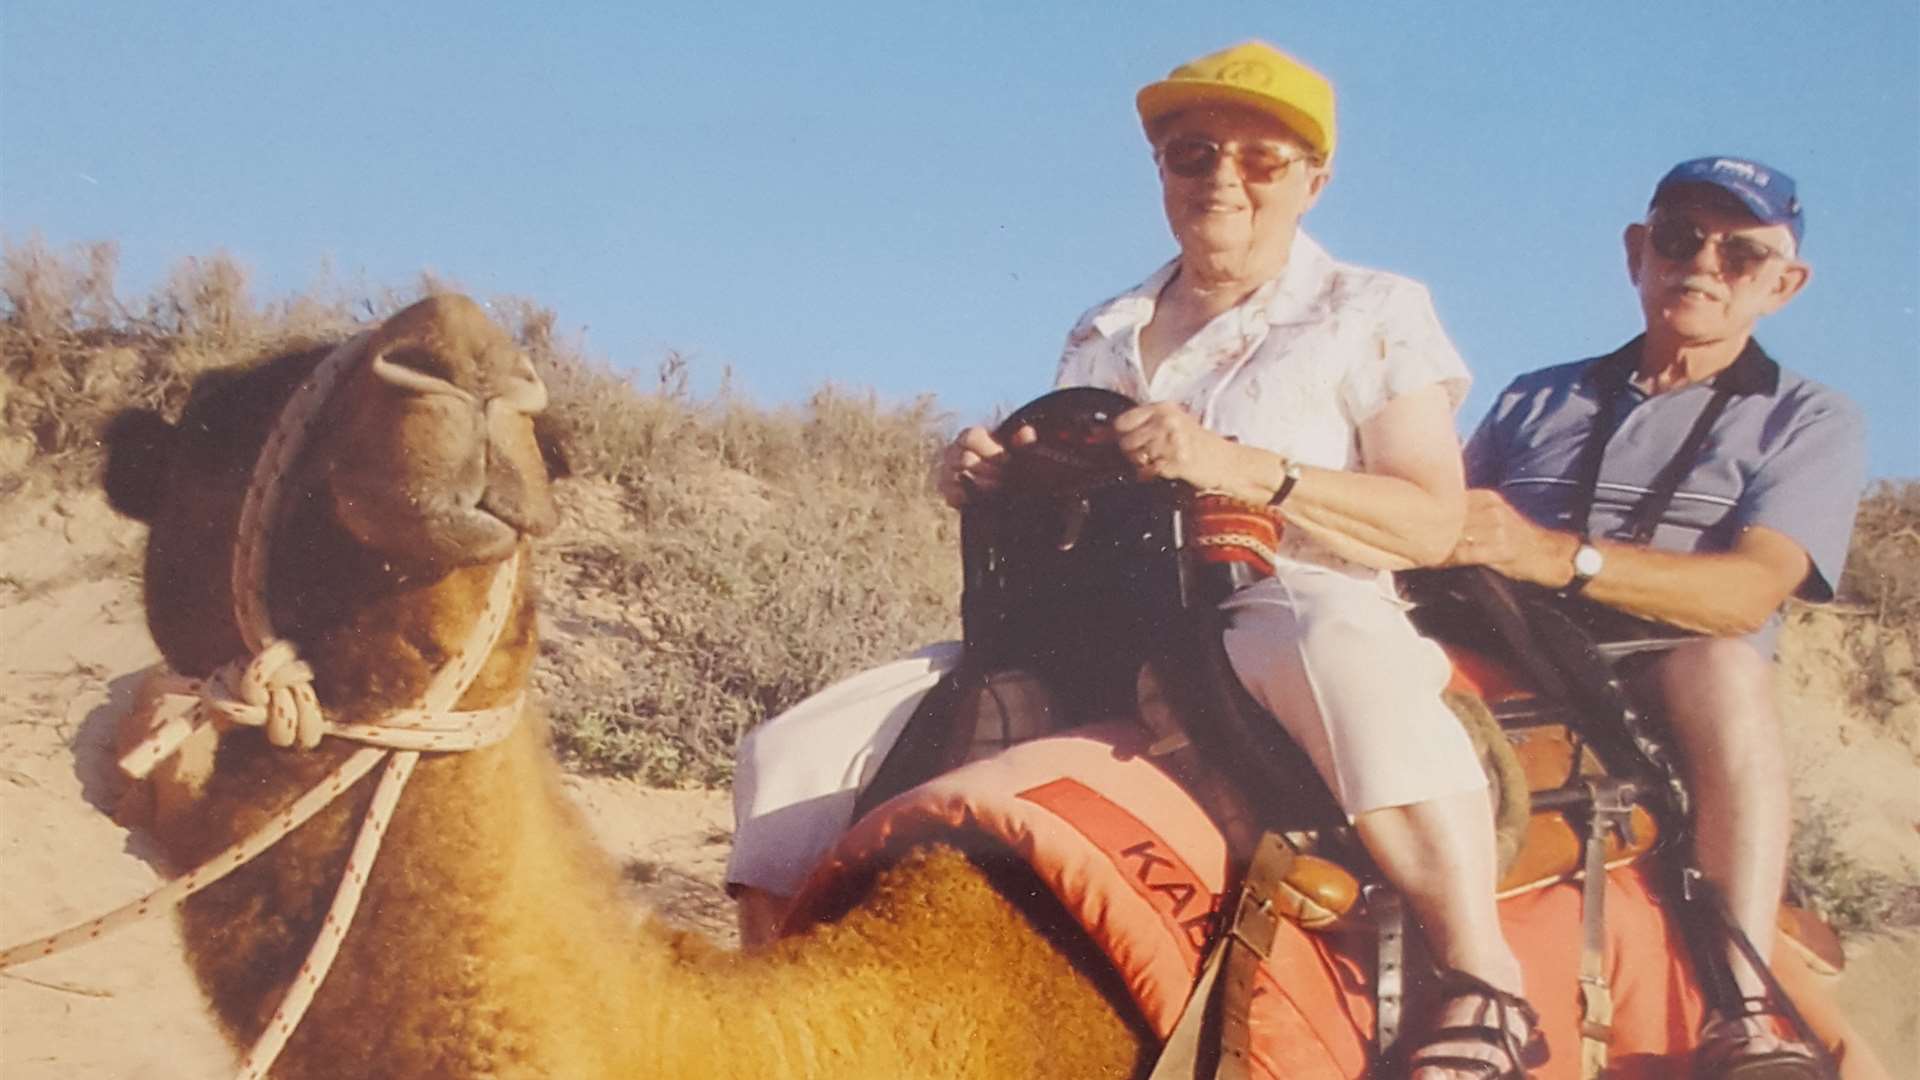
[381, 346, 459, 385]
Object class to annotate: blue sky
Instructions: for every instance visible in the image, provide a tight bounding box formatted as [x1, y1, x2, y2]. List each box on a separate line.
[4, 2, 1916, 476]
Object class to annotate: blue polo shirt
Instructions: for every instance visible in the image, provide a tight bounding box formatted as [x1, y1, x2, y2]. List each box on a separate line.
[1464, 336, 1867, 652]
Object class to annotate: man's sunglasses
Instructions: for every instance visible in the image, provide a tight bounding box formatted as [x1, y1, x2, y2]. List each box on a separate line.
[1156, 135, 1311, 185]
[1647, 216, 1788, 278]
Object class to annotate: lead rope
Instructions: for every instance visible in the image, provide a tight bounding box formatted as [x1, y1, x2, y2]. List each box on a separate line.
[0, 332, 531, 1080]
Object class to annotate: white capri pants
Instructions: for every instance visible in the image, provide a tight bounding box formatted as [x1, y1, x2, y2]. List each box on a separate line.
[726, 570, 1485, 897]
[725, 642, 964, 897]
[1218, 569, 1486, 818]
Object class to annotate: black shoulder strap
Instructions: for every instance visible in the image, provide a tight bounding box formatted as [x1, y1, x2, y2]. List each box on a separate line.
[1572, 372, 1736, 544]
[1568, 376, 1631, 540]
[1616, 384, 1734, 544]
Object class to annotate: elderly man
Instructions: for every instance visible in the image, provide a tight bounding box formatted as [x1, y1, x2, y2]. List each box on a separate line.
[1450, 157, 1867, 1074]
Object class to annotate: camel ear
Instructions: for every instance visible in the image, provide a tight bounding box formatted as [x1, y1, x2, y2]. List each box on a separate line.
[532, 412, 573, 481]
[102, 408, 176, 522]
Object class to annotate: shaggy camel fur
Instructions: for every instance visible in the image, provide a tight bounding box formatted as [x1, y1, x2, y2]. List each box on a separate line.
[102, 295, 1151, 1079]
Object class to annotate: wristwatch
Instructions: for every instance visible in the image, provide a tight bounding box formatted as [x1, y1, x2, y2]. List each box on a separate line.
[1564, 541, 1604, 595]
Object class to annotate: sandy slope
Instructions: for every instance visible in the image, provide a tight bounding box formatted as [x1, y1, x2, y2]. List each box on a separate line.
[1, 488, 1914, 1077]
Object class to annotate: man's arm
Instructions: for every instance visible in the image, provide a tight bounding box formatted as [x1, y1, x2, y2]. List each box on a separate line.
[1447, 490, 1809, 636]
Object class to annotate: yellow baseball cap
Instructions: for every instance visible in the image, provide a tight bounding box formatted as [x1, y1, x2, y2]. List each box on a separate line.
[1135, 41, 1337, 160]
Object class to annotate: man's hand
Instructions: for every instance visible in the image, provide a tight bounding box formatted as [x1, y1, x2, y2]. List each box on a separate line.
[1446, 488, 1580, 588]
[933, 425, 1034, 508]
[1450, 489, 1812, 635]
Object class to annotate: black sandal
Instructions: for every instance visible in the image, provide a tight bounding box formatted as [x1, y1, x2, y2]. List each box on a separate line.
[1400, 968, 1548, 1079]
[1693, 996, 1831, 1079]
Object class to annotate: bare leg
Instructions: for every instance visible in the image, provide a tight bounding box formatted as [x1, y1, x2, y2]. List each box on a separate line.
[1357, 794, 1520, 992]
[1218, 577, 1530, 1075]
[733, 886, 792, 950]
[1357, 793, 1530, 1078]
[1643, 639, 1791, 1018]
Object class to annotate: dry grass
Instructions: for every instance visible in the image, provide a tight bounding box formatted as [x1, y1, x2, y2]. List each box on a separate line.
[1840, 479, 1920, 622]
[531, 366, 959, 785]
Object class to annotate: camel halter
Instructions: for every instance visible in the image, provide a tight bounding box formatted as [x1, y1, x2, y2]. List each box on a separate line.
[0, 332, 532, 1080]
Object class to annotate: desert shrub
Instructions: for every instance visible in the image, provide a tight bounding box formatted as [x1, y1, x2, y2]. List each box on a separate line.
[1787, 799, 1920, 934]
[532, 355, 957, 785]
[1840, 480, 1920, 618]
[1832, 480, 1920, 716]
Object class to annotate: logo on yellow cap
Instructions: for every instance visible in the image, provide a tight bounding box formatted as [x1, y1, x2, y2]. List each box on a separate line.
[1136, 41, 1337, 160]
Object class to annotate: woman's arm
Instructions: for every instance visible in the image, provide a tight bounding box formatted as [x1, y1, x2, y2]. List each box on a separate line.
[1113, 384, 1466, 570]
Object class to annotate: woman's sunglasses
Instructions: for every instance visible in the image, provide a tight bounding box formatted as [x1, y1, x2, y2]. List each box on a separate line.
[1647, 216, 1788, 278]
[1156, 135, 1310, 185]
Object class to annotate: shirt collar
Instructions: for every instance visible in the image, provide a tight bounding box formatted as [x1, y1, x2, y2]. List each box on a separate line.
[1085, 232, 1336, 339]
[1583, 334, 1781, 397]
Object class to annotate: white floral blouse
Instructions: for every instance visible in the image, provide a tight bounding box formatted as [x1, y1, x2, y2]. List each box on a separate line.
[1053, 232, 1471, 582]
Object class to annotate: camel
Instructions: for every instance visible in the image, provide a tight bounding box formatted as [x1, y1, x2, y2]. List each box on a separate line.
[10, 293, 1882, 1078]
[82, 294, 1150, 1079]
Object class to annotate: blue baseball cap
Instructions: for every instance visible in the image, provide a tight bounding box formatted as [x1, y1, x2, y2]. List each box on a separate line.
[1651, 156, 1804, 245]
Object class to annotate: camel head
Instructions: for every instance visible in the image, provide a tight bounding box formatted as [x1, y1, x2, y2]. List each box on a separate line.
[101, 294, 558, 703]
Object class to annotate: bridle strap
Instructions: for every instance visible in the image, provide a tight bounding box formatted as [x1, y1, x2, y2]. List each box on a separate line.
[232, 332, 371, 652]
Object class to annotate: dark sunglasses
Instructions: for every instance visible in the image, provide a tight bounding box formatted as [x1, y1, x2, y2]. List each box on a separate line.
[1156, 135, 1310, 185]
[1647, 215, 1788, 278]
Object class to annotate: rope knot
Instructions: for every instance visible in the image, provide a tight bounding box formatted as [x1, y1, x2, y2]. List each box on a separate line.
[208, 638, 325, 750]
[118, 640, 329, 782]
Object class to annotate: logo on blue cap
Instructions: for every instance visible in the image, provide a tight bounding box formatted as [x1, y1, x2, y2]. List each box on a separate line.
[1653, 156, 1804, 244]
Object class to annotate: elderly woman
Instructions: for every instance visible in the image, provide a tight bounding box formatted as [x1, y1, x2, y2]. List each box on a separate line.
[937, 42, 1537, 1079]
[731, 41, 1535, 1078]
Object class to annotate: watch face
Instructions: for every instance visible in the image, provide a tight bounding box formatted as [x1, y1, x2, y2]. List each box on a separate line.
[1574, 544, 1604, 577]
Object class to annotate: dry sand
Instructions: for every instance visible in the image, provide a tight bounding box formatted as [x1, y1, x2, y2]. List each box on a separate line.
[1, 487, 1914, 1077]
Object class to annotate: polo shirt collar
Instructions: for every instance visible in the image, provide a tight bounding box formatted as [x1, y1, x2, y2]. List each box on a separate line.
[1582, 334, 1781, 397]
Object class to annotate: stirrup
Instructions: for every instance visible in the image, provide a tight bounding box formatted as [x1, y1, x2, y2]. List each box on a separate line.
[1693, 997, 1831, 1080]
[1399, 968, 1547, 1079]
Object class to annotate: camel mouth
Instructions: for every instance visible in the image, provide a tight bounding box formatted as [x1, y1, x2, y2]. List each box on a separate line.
[478, 482, 558, 541]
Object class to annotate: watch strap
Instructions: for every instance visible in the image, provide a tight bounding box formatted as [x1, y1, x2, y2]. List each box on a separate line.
[1268, 461, 1302, 507]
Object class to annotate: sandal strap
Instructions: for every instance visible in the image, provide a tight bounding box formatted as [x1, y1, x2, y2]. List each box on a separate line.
[1401, 969, 1548, 1078]
[1430, 968, 1544, 1031]
[1418, 1024, 1519, 1045]
[1406, 1025, 1530, 1079]
[1695, 1019, 1824, 1077]
[1715, 994, 1781, 1021]
[1403, 1055, 1511, 1079]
